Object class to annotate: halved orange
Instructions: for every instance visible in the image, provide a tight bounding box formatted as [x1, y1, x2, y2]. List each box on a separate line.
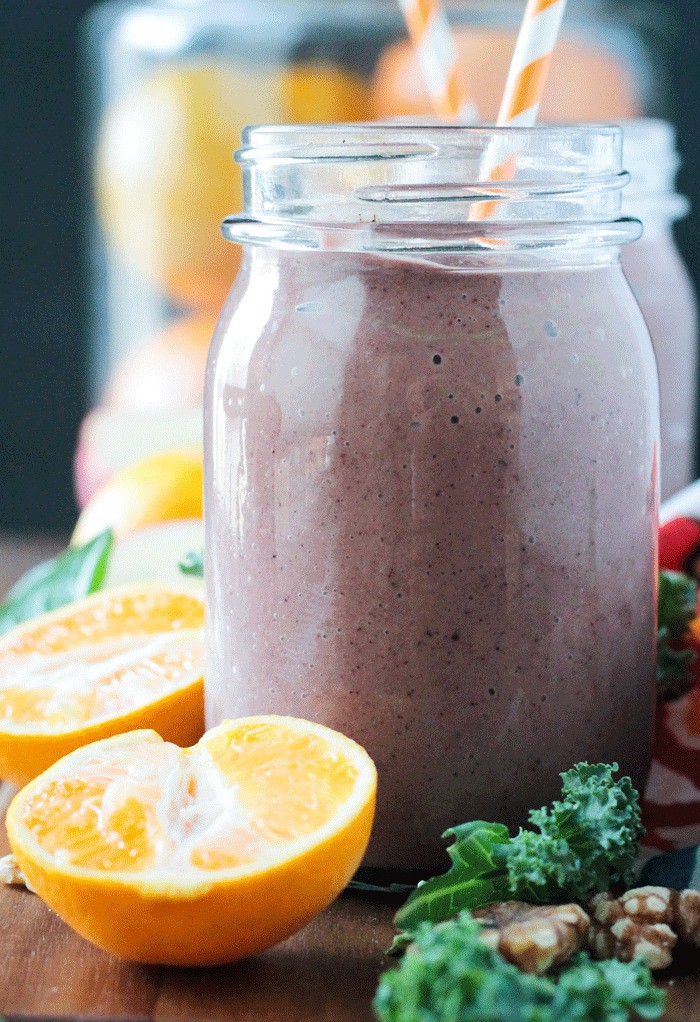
[0, 583, 204, 787]
[7, 717, 377, 965]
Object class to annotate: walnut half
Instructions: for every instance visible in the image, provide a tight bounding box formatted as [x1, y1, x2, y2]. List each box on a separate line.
[675, 888, 700, 945]
[473, 901, 590, 975]
[587, 887, 677, 971]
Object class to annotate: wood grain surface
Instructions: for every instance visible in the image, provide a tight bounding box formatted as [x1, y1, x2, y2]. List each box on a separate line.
[0, 536, 698, 1021]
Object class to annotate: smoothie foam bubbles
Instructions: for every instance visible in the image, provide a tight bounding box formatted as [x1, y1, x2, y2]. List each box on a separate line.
[206, 124, 658, 870]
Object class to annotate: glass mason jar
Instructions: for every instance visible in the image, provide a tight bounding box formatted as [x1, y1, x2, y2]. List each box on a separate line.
[621, 120, 698, 500]
[83, 0, 665, 407]
[207, 124, 658, 872]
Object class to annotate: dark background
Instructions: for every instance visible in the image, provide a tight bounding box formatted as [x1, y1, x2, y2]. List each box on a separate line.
[0, 0, 698, 535]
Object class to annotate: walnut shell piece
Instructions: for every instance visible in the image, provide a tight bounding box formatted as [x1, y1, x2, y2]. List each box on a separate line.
[0, 853, 34, 892]
[587, 887, 677, 971]
[472, 900, 590, 975]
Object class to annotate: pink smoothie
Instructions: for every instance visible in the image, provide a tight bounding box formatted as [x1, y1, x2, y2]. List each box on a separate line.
[622, 233, 697, 499]
[621, 119, 698, 500]
[205, 247, 658, 870]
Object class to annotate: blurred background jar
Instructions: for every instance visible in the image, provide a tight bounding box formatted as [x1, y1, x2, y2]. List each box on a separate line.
[80, 0, 670, 506]
[621, 120, 697, 501]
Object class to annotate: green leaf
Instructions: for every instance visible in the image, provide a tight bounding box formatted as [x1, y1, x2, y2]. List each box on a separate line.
[393, 822, 511, 934]
[656, 570, 698, 700]
[0, 530, 114, 636]
[374, 913, 665, 1022]
[347, 880, 415, 894]
[552, 954, 666, 1022]
[657, 629, 697, 699]
[386, 932, 415, 958]
[658, 569, 698, 639]
[505, 763, 644, 904]
[391, 763, 643, 945]
[179, 549, 204, 578]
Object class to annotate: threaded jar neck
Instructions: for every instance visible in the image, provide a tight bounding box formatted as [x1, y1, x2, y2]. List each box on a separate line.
[224, 123, 641, 259]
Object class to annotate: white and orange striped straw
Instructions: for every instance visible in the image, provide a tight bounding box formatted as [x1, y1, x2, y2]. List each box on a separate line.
[497, 0, 568, 128]
[396, 0, 476, 123]
[473, 0, 568, 220]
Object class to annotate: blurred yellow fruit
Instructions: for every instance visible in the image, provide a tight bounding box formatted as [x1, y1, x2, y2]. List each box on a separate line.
[373, 30, 641, 123]
[106, 312, 216, 411]
[72, 449, 203, 546]
[94, 63, 280, 311]
[281, 62, 374, 122]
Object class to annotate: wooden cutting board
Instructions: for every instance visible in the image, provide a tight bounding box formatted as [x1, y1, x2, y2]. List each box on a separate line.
[0, 536, 698, 1020]
[0, 807, 390, 1022]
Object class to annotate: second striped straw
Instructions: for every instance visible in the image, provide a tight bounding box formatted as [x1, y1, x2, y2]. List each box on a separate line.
[396, 0, 476, 123]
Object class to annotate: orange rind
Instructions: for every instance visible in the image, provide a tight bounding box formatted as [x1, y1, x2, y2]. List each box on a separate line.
[0, 583, 205, 786]
[7, 716, 377, 964]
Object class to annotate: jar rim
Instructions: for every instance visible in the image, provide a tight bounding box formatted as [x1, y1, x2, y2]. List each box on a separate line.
[227, 122, 640, 256]
[620, 118, 688, 222]
[237, 122, 624, 166]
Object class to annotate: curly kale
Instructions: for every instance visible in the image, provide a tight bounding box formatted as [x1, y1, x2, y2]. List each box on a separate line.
[552, 955, 665, 1022]
[505, 762, 644, 903]
[657, 569, 698, 699]
[374, 913, 665, 1022]
[394, 763, 644, 936]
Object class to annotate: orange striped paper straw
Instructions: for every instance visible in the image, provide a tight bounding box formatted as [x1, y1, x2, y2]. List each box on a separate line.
[473, 0, 568, 220]
[497, 0, 568, 127]
[396, 0, 476, 122]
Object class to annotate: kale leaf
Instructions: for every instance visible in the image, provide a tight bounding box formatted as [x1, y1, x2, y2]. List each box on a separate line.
[394, 763, 643, 937]
[394, 822, 511, 934]
[504, 762, 644, 904]
[374, 912, 665, 1022]
[658, 568, 698, 639]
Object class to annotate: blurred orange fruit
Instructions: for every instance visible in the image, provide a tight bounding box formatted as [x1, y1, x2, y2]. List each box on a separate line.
[282, 62, 374, 122]
[373, 30, 641, 123]
[7, 716, 377, 964]
[94, 59, 377, 313]
[94, 63, 279, 311]
[0, 583, 204, 787]
[72, 449, 203, 547]
[106, 313, 216, 411]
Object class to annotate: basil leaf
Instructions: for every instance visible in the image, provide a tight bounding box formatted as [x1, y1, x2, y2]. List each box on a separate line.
[0, 529, 114, 636]
[393, 821, 511, 934]
[179, 550, 204, 578]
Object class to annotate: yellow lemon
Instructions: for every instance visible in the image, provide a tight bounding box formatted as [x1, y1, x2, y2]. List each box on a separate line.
[94, 62, 280, 310]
